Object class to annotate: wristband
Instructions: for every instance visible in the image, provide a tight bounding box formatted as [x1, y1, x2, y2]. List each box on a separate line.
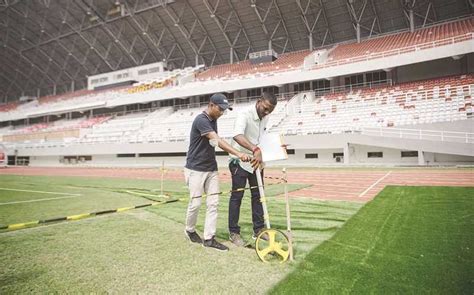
[252, 146, 260, 154]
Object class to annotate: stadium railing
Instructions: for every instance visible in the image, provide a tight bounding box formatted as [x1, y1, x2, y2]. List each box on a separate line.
[361, 127, 474, 144]
[316, 32, 473, 69]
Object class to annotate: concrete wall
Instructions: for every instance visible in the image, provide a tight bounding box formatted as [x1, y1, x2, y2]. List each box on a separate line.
[396, 54, 472, 83]
[347, 144, 418, 165]
[280, 148, 346, 166]
[13, 125, 474, 168]
[29, 156, 59, 166]
[434, 153, 474, 163]
[467, 52, 474, 73]
[25, 144, 473, 168]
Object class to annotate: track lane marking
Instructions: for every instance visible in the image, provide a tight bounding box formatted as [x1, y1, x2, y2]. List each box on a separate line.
[0, 195, 80, 206]
[358, 171, 392, 198]
[0, 187, 81, 196]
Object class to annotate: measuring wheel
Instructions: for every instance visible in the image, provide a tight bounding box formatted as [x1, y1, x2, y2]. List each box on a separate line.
[255, 229, 290, 263]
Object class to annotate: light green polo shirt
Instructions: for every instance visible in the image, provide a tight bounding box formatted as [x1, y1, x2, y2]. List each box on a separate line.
[230, 104, 270, 173]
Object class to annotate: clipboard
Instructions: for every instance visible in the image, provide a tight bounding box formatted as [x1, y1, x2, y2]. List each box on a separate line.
[257, 133, 288, 162]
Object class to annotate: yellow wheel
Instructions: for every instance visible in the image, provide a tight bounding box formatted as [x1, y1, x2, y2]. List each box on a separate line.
[255, 229, 290, 263]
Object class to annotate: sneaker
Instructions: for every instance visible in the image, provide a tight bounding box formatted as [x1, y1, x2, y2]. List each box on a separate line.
[252, 229, 269, 241]
[229, 232, 245, 247]
[202, 237, 229, 252]
[185, 230, 202, 244]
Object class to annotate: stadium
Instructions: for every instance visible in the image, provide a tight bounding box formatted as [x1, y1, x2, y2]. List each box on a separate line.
[0, 0, 472, 293]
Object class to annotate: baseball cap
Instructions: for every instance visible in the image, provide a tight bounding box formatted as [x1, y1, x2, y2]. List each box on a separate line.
[210, 93, 233, 111]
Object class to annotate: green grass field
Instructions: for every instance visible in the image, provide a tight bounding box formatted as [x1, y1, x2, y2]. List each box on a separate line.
[1, 175, 472, 293]
[271, 186, 474, 294]
[0, 174, 362, 293]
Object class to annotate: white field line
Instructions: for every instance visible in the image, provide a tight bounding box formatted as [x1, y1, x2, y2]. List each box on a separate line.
[0, 195, 80, 206]
[358, 171, 392, 198]
[0, 187, 81, 196]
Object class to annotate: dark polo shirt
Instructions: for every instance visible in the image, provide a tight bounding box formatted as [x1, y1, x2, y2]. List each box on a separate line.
[185, 111, 218, 172]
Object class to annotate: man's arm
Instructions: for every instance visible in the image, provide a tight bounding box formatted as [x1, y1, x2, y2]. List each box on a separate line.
[206, 132, 251, 162]
[232, 111, 262, 168]
[233, 134, 256, 152]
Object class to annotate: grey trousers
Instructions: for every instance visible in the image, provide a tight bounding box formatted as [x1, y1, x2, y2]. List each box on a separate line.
[184, 168, 220, 240]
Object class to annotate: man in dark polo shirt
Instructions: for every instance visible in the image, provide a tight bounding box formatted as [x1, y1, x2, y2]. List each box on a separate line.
[184, 93, 251, 252]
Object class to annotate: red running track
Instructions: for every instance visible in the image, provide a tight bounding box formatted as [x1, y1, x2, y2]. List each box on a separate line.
[1, 167, 472, 202]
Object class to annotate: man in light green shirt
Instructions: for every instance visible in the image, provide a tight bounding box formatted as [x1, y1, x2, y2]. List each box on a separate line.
[228, 92, 277, 246]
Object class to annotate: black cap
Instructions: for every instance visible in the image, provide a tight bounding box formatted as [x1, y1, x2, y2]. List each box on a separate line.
[210, 93, 233, 111]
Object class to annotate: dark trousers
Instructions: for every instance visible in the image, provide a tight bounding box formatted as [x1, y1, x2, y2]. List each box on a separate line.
[228, 161, 264, 235]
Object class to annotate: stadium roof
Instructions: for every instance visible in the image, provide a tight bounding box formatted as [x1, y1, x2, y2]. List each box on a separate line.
[0, 0, 471, 101]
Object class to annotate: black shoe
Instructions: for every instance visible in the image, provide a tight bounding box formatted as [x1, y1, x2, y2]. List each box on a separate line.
[202, 237, 229, 252]
[185, 230, 202, 244]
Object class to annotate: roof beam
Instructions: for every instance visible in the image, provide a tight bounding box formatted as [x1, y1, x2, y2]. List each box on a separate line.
[0, 70, 24, 96]
[319, 0, 334, 45]
[7, 5, 88, 81]
[62, 8, 115, 72]
[226, 0, 254, 59]
[369, 0, 382, 36]
[346, 0, 381, 42]
[0, 55, 40, 90]
[251, 0, 294, 53]
[147, 9, 190, 68]
[79, 0, 139, 66]
[184, 0, 222, 65]
[296, 0, 333, 50]
[421, 1, 437, 27]
[272, 0, 294, 52]
[123, 3, 167, 62]
[0, 0, 20, 12]
[16, 0, 185, 71]
[162, 5, 200, 58]
[66, 24, 114, 71]
[203, 0, 253, 63]
[2, 45, 56, 85]
[161, 1, 220, 66]
[401, 0, 436, 30]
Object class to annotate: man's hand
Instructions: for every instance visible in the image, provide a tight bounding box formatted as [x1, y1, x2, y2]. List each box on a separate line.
[251, 148, 263, 169]
[238, 153, 251, 162]
[250, 158, 259, 169]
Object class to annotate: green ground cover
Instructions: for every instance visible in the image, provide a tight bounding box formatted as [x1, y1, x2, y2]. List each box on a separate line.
[271, 186, 473, 294]
[0, 174, 362, 293]
[3, 175, 470, 294]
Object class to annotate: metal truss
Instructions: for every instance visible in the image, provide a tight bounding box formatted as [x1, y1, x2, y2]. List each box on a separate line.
[1, 2, 95, 96]
[295, 0, 334, 50]
[0, 0, 470, 101]
[203, 0, 254, 63]
[346, 0, 382, 42]
[79, 0, 139, 66]
[0, 0, 20, 11]
[161, 0, 222, 66]
[401, 0, 438, 32]
[251, 0, 295, 53]
[0, 0, 196, 98]
[145, 8, 190, 69]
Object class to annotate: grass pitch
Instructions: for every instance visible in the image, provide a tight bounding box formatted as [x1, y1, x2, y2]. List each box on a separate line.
[0, 174, 361, 293]
[271, 186, 473, 294]
[1, 174, 471, 294]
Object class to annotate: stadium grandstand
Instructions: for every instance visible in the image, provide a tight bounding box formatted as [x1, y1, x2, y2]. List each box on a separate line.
[0, 0, 472, 167]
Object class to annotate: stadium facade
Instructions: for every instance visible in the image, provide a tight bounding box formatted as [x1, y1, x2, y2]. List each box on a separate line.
[0, 1, 472, 167]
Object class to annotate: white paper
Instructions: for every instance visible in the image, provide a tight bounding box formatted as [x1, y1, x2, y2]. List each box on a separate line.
[258, 133, 288, 162]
